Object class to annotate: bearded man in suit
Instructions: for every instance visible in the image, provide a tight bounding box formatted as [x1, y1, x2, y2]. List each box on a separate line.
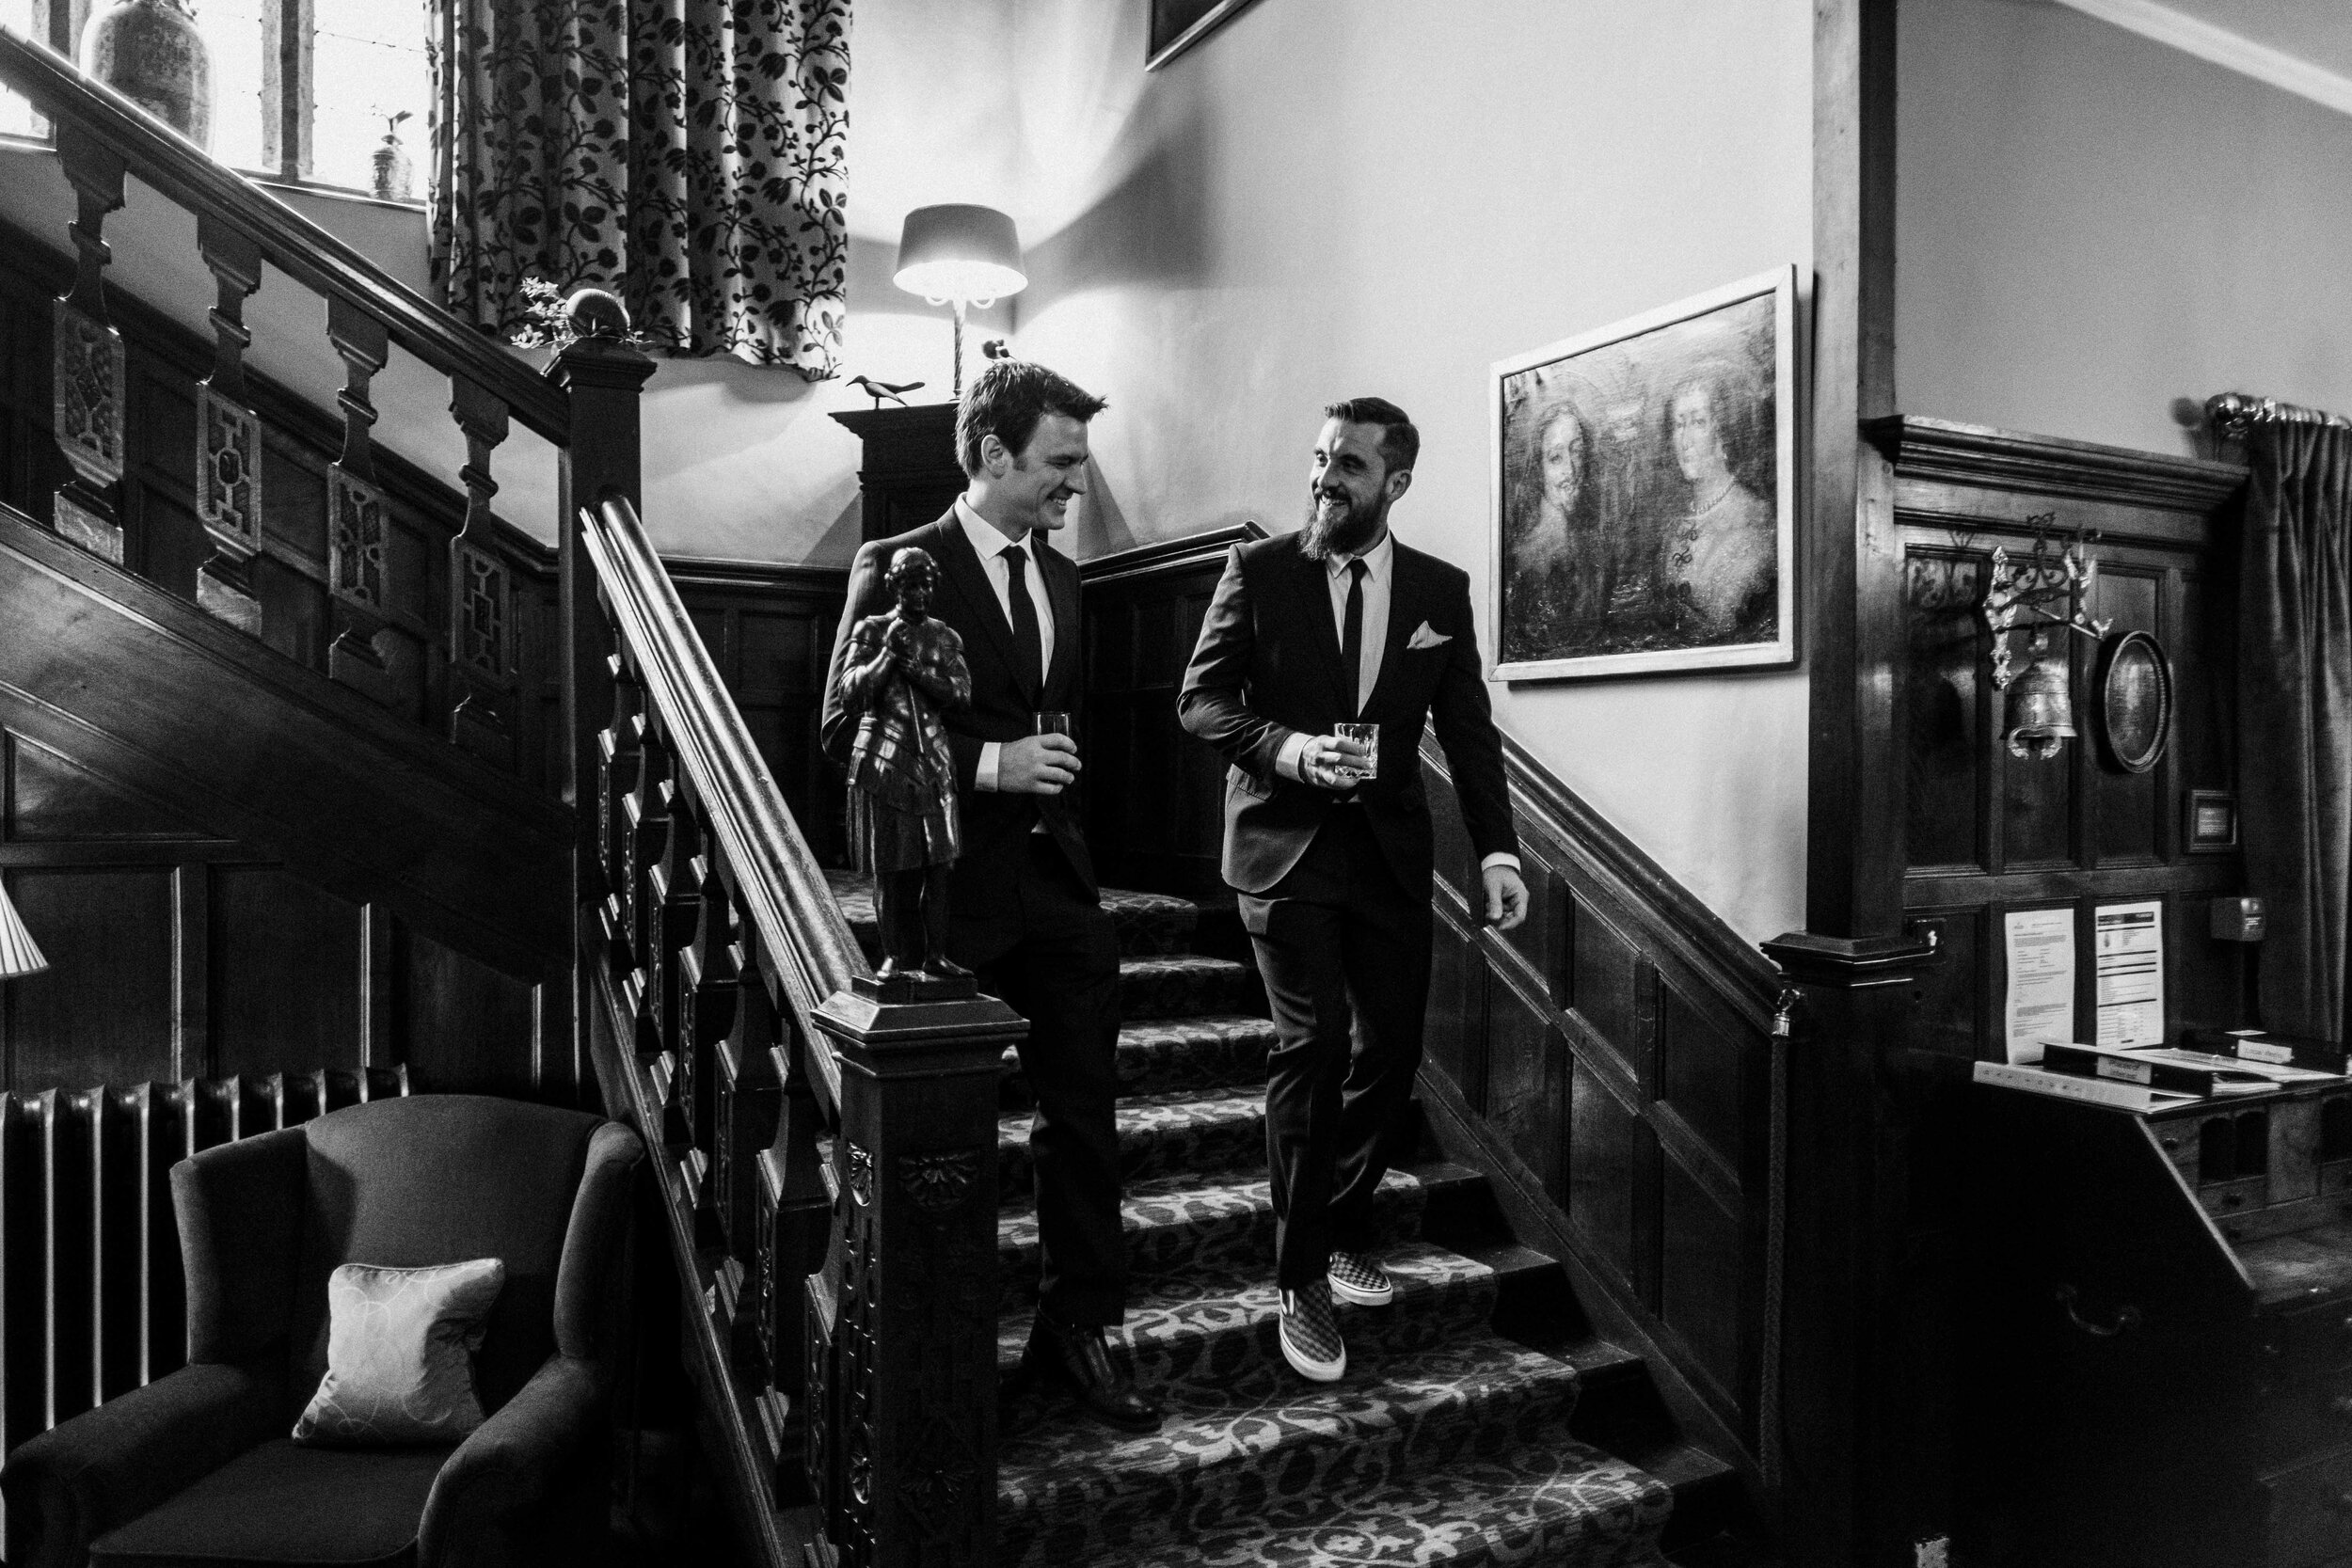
[1178, 396, 1528, 1383]
[821, 359, 1158, 1431]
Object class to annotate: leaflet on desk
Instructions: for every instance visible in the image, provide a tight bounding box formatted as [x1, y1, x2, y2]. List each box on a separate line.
[2040, 1041, 2275, 1098]
[1972, 1060, 2201, 1112]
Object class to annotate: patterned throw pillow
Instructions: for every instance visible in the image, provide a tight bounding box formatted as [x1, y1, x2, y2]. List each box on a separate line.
[292, 1258, 506, 1447]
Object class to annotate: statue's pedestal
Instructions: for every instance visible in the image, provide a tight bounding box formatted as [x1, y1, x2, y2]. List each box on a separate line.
[850, 969, 979, 1004]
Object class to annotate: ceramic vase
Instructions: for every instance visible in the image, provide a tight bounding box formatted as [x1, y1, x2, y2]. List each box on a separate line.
[79, 0, 213, 150]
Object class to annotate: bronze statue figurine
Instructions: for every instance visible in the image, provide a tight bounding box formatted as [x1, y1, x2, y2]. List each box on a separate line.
[836, 546, 973, 984]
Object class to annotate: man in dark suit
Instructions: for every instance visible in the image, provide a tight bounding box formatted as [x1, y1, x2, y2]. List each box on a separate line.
[1179, 397, 1527, 1383]
[821, 360, 1157, 1431]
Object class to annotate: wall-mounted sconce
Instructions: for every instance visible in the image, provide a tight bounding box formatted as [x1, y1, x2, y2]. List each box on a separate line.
[0, 878, 49, 980]
[1982, 517, 2109, 761]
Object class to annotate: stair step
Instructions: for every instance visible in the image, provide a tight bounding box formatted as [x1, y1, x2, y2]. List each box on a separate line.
[827, 871, 1199, 958]
[1078, 1422, 1674, 1568]
[1000, 1014, 1278, 1100]
[999, 1090, 1265, 1195]
[996, 1161, 1488, 1306]
[1120, 953, 1257, 1022]
[998, 1236, 1535, 1388]
[998, 1332, 1666, 1566]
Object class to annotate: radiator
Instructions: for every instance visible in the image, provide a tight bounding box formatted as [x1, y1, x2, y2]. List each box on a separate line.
[0, 1066, 409, 1457]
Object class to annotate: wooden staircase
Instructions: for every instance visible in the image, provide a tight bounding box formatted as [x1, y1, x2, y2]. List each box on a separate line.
[834, 874, 1750, 1566]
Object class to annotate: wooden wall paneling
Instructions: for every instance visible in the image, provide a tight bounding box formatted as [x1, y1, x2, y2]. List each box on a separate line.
[206, 863, 363, 1079]
[1076, 526, 1263, 899]
[1425, 898, 1490, 1112]
[1417, 729, 1786, 1502]
[3, 866, 177, 1091]
[399, 922, 541, 1097]
[1480, 958, 1566, 1207]
[173, 860, 208, 1081]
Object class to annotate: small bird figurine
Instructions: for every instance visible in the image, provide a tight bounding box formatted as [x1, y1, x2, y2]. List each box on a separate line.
[849, 374, 924, 410]
[981, 340, 1013, 361]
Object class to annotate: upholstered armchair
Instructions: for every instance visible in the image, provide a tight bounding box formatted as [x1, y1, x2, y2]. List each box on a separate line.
[2, 1094, 643, 1568]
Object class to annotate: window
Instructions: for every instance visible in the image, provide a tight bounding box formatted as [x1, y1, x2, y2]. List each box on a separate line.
[4, 0, 431, 198]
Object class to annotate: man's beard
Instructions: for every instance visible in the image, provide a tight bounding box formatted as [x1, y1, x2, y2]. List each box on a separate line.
[1302, 489, 1387, 561]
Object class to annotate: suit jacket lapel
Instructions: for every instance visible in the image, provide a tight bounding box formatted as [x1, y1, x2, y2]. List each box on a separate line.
[933, 514, 1023, 688]
[1288, 544, 1352, 715]
[1365, 548, 1420, 717]
[1041, 539, 1081, 706]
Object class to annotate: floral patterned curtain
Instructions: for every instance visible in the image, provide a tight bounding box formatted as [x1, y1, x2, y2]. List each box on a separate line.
[428, 0, 850, 374]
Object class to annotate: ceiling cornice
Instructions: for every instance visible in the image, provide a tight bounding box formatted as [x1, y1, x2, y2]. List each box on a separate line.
[2052, 0, 2352, 119]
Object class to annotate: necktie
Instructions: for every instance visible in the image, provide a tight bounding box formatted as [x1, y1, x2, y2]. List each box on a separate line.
[1004, 542, 1045, 703]
[1341, 558, 1368, 720]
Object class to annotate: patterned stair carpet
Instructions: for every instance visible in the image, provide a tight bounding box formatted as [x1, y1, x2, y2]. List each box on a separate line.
[831, 872, 1676, 1566]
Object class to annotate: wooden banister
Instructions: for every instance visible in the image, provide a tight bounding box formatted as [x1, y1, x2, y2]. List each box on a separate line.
[576, 485, 1022, 1565]
[580, 492, 865, 1071]
[0, 26, 569, 444]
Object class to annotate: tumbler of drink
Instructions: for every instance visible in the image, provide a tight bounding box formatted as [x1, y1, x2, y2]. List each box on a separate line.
[1333, 721, 1378, 785]
[1033, 711, 1072, 738]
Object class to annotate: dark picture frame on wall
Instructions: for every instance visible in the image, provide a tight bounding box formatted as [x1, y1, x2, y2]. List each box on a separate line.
[1147, 0, 1263, 70]
[1489, 265, 1799, 682]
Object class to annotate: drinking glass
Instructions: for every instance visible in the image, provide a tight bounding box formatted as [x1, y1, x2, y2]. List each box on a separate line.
[1033, 711, 1072, 738]
[1333, 721, 1378, 785]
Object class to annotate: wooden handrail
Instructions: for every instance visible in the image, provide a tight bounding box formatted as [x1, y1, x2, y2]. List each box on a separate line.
[579, 492, 860, 1104]
[0, 26, 570, 444]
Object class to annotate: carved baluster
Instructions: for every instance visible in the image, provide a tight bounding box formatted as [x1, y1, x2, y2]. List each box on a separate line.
[597, 651, 644, 937]
[673, 840, 739, 1246]
[625, 731, 673, 982]
[49, 128, 127, 563]
[647, 782, 704, 1149]
[712, 907, 777, 1369]
[192, 214, 264, 633]
[447, 377, 516, 768]
[324, 297, 396, 705]
[760, 1006, 836, 1510]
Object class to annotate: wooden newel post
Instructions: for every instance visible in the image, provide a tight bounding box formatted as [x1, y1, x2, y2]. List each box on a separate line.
[803, 987, 1023, 1568]
[1756, 927, 1941, 1568]
[553, 293, 655, 1112]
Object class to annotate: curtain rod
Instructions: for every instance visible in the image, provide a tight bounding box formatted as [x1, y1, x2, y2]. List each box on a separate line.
[2207, 391, 2352, 436]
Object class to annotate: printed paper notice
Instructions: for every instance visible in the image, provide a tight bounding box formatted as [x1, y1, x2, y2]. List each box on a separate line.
[2004, 909, 2075, 1063]
[2093, 900, 2165, 1049]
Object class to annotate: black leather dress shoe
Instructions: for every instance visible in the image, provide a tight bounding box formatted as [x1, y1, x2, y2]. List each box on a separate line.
[1022, 1311, 1162, 1433]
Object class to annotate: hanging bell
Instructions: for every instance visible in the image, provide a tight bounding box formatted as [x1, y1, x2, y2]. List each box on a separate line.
[2005, 637, 2075, 760]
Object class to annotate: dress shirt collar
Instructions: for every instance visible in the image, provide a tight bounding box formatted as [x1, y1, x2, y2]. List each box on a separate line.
[1324, 526, 1394, 585]
[956, 497, 1037, 564]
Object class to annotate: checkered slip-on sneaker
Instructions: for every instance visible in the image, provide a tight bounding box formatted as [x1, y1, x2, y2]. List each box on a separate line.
[1279, 1281, 1347, 1382]
[1327, 1249, 1395, 1307]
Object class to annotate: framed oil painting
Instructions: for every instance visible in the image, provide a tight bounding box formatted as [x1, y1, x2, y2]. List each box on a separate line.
[1490, 266, 1798, 682]
[1148, 0, 1263, 69]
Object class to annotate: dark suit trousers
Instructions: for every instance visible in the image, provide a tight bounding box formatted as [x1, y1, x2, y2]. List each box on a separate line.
[1241, 809, 1434, 1291]
[963, 836, 1128, 1326]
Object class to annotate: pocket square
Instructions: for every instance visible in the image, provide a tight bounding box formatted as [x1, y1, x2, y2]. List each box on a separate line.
[1407, 621, 1453, 650]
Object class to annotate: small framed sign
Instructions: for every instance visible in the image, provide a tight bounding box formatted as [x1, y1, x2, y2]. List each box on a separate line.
[2186, 789, 2238, 853]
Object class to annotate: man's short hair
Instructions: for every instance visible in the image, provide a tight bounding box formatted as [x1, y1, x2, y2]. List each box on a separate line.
[1324, 396, 1420, 476]
[956, 360, 1108, 476]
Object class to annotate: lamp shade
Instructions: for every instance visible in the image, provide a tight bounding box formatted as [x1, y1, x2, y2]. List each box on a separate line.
[894, 204, 1026, 306]
[0, 880, 46, 980]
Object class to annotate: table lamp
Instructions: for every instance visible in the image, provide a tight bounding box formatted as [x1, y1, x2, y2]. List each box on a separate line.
[0, 879, 47, 979]
[894, 204, 1026, 399]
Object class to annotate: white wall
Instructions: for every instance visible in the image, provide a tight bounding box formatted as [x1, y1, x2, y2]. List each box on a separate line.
[1899, 0, 2352, 453]
[993, 0, 1816, 943]
[0, 0, 1818, 942]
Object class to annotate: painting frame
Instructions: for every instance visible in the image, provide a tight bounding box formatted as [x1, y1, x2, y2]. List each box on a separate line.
[1147, 0, 1263, 71]
[1488, 265, 1800, 683]
[2096, 629, 2173, 774]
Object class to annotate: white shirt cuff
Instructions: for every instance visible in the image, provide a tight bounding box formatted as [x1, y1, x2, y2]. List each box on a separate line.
[1275, 731, 1311, 782]
[976, 741, 1000, 792]
[1480, 852, 1521, 873]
